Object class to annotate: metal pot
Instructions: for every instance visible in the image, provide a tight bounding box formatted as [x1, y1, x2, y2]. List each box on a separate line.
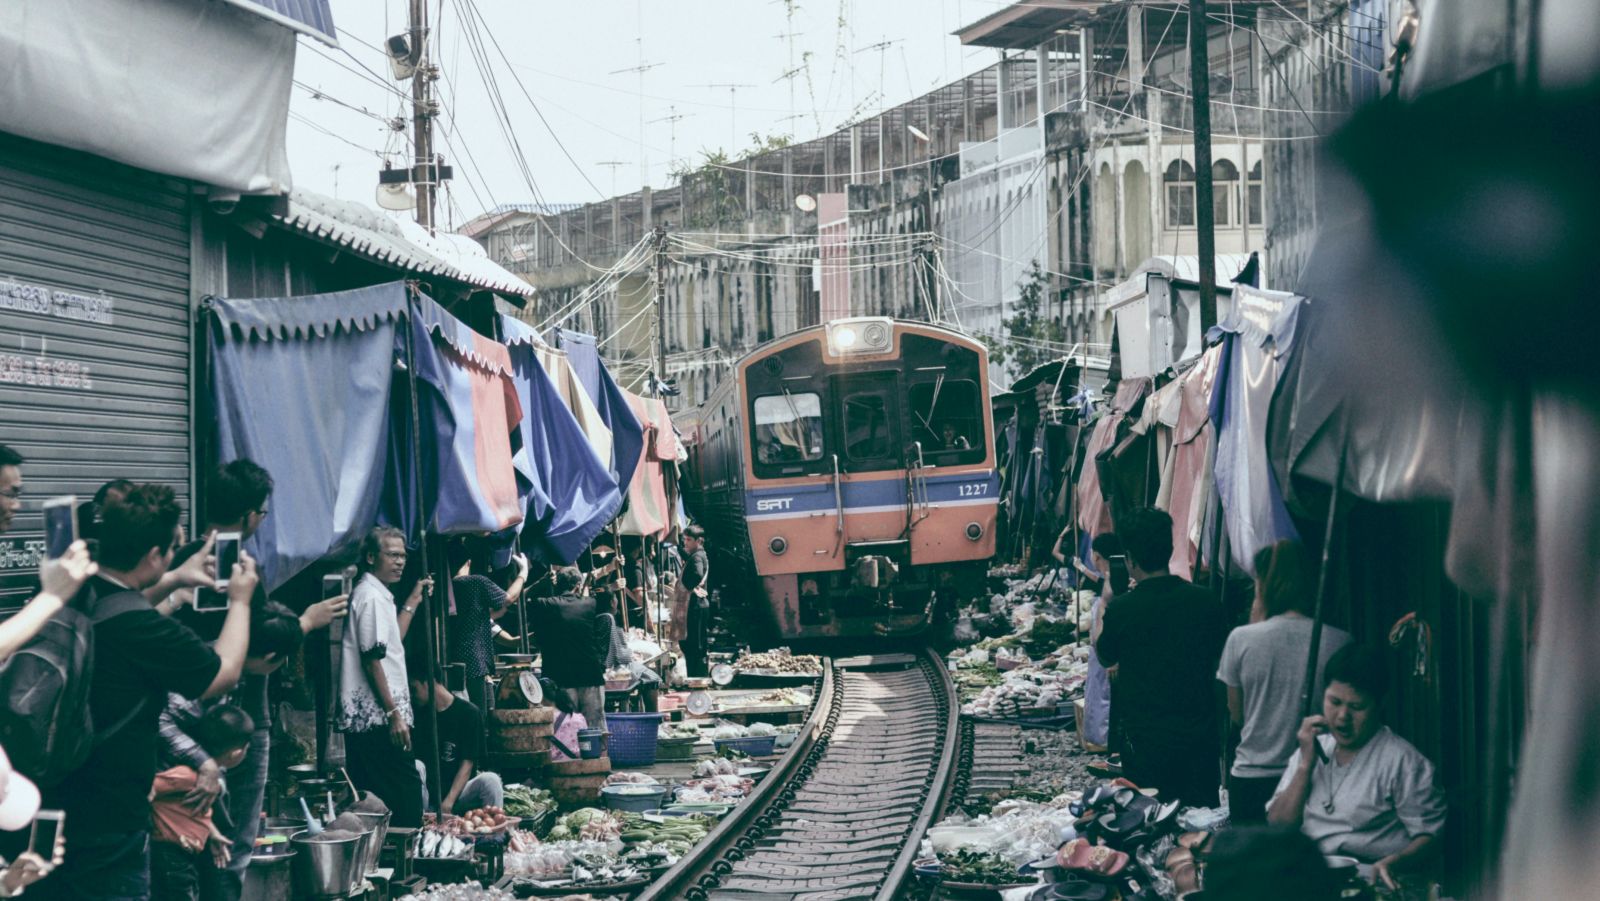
[346, 810, 391, 874]
[241, 847, 295, 901]
[290, 829, 370, 898]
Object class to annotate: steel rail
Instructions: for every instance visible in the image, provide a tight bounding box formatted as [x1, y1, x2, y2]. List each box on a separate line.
[637, 648, 959, 901]
[633, 660, 838, 901]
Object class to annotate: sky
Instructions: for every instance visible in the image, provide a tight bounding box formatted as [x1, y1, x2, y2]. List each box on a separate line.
[287, 0, 1013, 228]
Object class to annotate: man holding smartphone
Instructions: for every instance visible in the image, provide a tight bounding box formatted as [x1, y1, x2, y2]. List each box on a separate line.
[164, 459, 346, 901]
[0, 745, 62, 899]
[35, 484, 257, 901]
[1095, 507, 1229, 808]
[0, 443, 98, 665]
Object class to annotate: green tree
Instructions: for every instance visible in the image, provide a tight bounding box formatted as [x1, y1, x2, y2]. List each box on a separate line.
[983, 260, 1066, 381]
[669, 134, 796, 229]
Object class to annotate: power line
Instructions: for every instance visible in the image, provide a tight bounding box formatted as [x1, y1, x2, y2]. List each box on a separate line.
[455, 0, 606, 199]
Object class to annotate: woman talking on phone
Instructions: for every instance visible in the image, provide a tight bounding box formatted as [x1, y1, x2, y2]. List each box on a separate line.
[1267, 645, 1447, 897]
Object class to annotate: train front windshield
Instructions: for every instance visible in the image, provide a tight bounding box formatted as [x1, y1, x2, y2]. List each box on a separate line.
[753, 392, 825, 465]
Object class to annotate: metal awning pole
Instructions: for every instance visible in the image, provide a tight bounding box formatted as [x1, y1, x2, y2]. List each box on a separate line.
[1300, 414, 1349, 722]
[404, 284, 444, 811]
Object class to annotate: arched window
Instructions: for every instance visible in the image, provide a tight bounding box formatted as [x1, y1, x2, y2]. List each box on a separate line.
[1247, 160, 1264, 227]
[1165, 159, 1196, 229]
[1212, 159, 1240, 228]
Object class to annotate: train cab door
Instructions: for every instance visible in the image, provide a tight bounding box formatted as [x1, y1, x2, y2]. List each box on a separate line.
[831, 370, 907, 548]
[832, 371, 904, 475]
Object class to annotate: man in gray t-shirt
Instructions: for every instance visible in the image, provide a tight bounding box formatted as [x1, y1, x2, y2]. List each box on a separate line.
[1217, 542, 1350, 822]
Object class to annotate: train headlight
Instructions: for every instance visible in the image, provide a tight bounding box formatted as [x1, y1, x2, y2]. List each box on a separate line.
[826, 317, 893, 355]
[769, 536, 788, 555]
[965, 522, 984, 541]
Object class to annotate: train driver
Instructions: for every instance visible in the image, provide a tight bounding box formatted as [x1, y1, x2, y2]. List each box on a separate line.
[939, 421, 972, 451]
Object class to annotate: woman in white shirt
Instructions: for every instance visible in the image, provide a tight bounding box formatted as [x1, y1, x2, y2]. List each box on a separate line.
[1268, 644, 1447, 896]
[339, 527, 431, 827]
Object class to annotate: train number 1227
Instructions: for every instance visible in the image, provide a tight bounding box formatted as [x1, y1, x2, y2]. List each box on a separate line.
[958, 482, 989, 497]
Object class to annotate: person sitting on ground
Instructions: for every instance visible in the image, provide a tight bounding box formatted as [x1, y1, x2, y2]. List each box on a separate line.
[409, 667, 503, 816]
[1219, 541, 1352, 824]
[1268, 645, 1447, 895]
[1094, 506, 1228, 807]
[525, 566, 606, 727]
[546, 681, 588, 763]
[150, 705, 253, 901]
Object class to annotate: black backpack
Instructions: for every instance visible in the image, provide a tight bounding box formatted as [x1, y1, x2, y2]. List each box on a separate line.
[0, 587, 152, 786]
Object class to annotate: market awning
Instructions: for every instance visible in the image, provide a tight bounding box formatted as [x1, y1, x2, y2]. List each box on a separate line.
[500, 315, 623, 563]
[0, 0, 296, 192]
[208, 282, 526, 589]
[554, 329, 646, 492]
[222, 0, 337, 46]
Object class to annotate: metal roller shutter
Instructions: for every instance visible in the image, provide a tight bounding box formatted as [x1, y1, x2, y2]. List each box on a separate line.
[0, 132, 193, 606]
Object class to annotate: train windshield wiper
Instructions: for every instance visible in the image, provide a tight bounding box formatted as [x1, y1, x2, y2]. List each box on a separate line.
[780, 386, 808, 456]
[917, 373, 945, 434]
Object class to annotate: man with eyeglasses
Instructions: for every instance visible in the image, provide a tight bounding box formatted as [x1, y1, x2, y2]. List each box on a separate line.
[0, 443, 98, 663]
[161, 459, 349, 901]
[338, 527, 431, 828]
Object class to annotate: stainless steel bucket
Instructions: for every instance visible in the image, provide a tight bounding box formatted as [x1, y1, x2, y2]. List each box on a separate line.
[347, 810, 391, 874]
[289, 829, 370, 898]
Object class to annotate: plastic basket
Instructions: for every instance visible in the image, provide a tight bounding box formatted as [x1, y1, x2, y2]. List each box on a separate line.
[655, 736, 699, 761]
[605, 712, 665, 767]
[714, 735, 777, 757]
[600, 783, 671, 813]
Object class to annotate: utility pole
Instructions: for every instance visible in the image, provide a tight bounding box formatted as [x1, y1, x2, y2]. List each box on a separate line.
[652, 225, 668, 392]
[1189, 0, 1218, 331]
[410, 0, 436, 231]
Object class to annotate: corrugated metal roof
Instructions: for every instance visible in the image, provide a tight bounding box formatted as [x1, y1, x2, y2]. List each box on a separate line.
[220, 0, 338, 46]
[275, 189, 534, 297]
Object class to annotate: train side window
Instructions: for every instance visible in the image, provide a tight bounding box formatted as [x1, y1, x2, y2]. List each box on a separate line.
[910, 379, 985, 465]
[752, 392, 825, 475]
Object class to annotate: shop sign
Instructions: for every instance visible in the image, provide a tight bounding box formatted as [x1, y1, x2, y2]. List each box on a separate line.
[0, 537, 44, 573]
[0, 275, 115, 393]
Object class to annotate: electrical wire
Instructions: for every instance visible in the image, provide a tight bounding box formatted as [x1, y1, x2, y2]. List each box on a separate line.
[454, 0, 607, 199]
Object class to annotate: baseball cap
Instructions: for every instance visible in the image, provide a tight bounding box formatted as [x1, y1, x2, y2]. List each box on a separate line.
[0, 744, 41, 831]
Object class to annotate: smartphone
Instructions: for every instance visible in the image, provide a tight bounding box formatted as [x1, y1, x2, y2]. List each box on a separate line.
[29, 810, 63, 859]
[213, 531, 241, 591]
[42, 496, 78, 559]
[321, 573, 348, 601]
[1106, 554, 1131, 596]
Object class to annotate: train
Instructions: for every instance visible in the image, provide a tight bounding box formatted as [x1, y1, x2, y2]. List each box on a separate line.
[676, 317, 999, 640]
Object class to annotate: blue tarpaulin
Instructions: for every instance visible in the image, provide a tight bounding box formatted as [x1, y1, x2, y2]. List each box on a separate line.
[209, 284, 405, 590]
[209, 282, 527, 591]
[555, 329, 645, 492]
[501, 316, 623, 563]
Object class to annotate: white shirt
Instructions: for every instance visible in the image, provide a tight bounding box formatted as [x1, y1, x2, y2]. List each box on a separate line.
[337, 573, 412, 733]
[1270, 726, 1447, 861]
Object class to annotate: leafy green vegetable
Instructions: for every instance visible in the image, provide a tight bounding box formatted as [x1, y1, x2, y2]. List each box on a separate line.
[939, 848, 1024, 884]
[1023, 619, 1076, 657]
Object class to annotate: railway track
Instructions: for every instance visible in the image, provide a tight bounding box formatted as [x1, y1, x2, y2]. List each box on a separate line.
[636, 649, 960, 901]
